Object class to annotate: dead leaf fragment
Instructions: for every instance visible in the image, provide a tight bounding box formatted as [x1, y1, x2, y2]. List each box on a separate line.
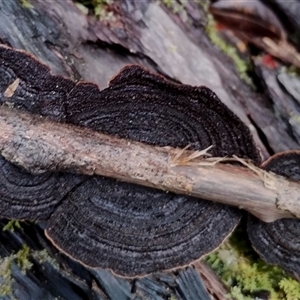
[4, 78, 20, 98]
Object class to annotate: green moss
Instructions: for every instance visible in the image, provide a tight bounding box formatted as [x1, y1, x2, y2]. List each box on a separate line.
[205, 226, 300, 300]
[284, 65, 300, 77]
[0, 256, 14, 297]
[15, 245, 33, 272]
[19, 0, 33, 8]
[0, 245, 33, 297]
[279, 278, 300, 300]
[0, 246, 60, 298]
[161, 0, 253, 85]
[161, 0, 173, 8]
[76, 0, 115, 21]
[230, 286, 254, 300]
[290, 113, 300, 127]
[205, 15, 254, 87]
[31, 249, 60, 270]
[3, 220, 22, 232]
[161, 0, 185, 14]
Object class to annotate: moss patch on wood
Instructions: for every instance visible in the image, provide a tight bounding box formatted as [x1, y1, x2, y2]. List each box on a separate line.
[0, 256, 14, 297]
[19, 0, 33, 8]
[31, 249, 60, 270]
[161, 0, 185, 14]
[205, 15, 254, 87]
[205, 226, 300, 300]
[0, 243, 60, 298]
[2, 220, 22, 232]
[76, 0, 115, 21]
[0, 245, 32, 297]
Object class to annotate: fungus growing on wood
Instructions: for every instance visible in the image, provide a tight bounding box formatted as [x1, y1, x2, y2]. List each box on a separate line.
[66, 64, 261, 160]
[0, 44, 261, 277]
[46, 177, 241, 277]
[0, 156, 84, 221]
[248, 151, 300, 278]
[209, 0, 286, 40]
[0, 45, 75, 120]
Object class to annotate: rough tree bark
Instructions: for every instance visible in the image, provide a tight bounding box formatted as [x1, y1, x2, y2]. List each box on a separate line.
[0, 0, 300, 299]
[0, 105, 298, 222]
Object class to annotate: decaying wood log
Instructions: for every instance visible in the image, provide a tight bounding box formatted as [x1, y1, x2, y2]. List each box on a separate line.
[0, 104, 298, 223]
[1, 0, 300, 298]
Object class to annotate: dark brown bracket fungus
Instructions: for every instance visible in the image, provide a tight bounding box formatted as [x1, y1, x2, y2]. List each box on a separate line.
[0, 44, 263, 277]
[45, 177, 241, 277]
[0, 156, 84, 221]
[248, 151, 300, 279]
[7, 42, 300, 279]
[3, 44, 300, 279]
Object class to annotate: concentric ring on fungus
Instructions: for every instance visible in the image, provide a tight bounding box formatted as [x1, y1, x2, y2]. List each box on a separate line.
[248, 151, 300, 278]
[0, 156, 84, 221]
[0, 44, 261, 277]
[0, 45, 84, 221]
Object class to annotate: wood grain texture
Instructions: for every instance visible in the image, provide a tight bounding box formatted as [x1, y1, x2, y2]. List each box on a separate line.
[1, 0, 300, 297]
